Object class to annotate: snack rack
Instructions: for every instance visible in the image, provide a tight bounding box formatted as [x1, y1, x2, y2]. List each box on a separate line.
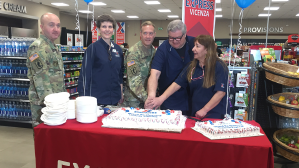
[61, 51, 84, 99]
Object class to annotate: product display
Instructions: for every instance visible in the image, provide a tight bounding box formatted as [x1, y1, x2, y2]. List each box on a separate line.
[192, 119, 263, 140]
[102, 107, 187, 133]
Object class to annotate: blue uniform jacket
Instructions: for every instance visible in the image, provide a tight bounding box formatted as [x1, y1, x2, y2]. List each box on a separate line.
[78, 38, 124, 105]
[151, 35, 195, 111]
[175, 61, 229, 118]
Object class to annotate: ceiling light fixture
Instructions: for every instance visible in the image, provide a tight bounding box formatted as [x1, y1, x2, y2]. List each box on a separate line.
[90, 2, 107, 6]
[144, 1, 160, 5]
[167, 15, 179, 18]
[216, 8, 222, 11]
[264, 7, 279, 10]
[127, 16, 139, 18]
[111, 10, 125, 13]
[215, 15, 223, 17]
[272, 0, 288, 2]
[158, 9, 171, 12]
[78, 10, 93, 13]
[51, 3, 69, 6]
[258, 14, 271, 17]
[216, 0, 221, 3]
[296, 14, 299, 16]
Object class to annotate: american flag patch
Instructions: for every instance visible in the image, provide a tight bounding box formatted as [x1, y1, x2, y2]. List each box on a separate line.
[127, 60, 135, 67]
[29, 53, 39, 62]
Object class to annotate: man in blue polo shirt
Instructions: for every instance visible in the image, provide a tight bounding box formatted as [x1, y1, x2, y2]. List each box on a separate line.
[145, 20, 194, 115]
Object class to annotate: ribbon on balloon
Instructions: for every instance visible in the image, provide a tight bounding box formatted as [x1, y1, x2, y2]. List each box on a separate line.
[235, 0, 256, 50]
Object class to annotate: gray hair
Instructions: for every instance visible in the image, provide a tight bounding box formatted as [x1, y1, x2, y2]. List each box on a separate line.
[167, 20, 186, 34]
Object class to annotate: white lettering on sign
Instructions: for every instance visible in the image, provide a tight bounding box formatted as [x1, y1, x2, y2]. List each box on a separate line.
[243, 27, 283, 33]
[3, 2, 27, 13]
[57, 160, 91, 168]
[190, 9, 209, 17]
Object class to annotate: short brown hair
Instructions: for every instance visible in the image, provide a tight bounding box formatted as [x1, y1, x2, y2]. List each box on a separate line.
[140, 21, 155, 32]
[96, 14, 116, 29]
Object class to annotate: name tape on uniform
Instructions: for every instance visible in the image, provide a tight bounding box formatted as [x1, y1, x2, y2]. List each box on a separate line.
[29, 53, 39, 62]
[127, 60, 135, 67]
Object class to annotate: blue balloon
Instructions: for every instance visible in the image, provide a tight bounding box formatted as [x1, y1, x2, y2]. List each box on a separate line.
[84, 0, 93, 5]
[235, 0, 256, 9]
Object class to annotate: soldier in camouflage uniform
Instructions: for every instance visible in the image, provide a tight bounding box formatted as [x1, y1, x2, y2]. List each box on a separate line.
[123, 21, 156, 108]
[26, 13, 66, 127]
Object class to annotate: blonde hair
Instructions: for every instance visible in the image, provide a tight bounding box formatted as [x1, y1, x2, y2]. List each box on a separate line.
[140, 21, 155, 32]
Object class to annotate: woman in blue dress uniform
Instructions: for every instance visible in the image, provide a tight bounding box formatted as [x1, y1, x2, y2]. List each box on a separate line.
[78, 15, 124, 106]
[148, 35, 229, 119]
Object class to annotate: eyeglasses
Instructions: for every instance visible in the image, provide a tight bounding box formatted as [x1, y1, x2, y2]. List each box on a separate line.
[191, 67, 204, 81]
[108, 49, 112, 61]
[168, 34, 184, 41]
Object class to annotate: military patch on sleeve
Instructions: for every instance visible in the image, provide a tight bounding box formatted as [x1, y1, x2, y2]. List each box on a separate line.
[127, 60, 135, 67]
[128, 63, 139, 76]
[29, 53, 39, 62]
[35, 59, 43, 69]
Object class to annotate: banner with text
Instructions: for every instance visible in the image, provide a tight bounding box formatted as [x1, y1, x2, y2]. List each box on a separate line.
[182, 0, 216, 37]
[116, 22, 125, 45]
[91, 21, 98, 43]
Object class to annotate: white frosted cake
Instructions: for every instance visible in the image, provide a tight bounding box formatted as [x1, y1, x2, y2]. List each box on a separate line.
[102, 107, 187, 133]
[192, 119, 263, 140]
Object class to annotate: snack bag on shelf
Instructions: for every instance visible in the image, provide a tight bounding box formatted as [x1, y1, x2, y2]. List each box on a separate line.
[234, 109, 247, 121]
[260, 48, 276, 62]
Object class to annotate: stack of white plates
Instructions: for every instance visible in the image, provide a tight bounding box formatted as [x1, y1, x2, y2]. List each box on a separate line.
[76, 96, 98, 123]
[67, 100, 76, 119]
[41, 92, 70, 126]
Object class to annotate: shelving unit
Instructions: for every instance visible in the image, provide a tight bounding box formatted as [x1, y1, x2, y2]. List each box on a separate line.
[61, 51, 83, 98]
[0, 55, 31, 127]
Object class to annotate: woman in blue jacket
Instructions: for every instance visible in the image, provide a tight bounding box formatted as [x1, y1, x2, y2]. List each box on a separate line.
[78, 15, 124, 106]
[148, 35, 229, 119]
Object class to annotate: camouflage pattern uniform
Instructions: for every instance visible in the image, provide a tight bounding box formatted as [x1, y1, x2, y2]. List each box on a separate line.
[123, 41, 156, 108]
[26, 34, 66, 127]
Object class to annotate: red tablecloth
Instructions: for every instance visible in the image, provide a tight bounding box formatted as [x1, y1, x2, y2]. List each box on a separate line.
[34, 115, 274, 168]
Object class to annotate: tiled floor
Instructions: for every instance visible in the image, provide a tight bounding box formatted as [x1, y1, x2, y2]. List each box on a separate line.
[0, 125, 299, 168]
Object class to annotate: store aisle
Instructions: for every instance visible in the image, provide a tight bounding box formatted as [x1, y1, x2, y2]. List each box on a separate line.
[0, 126, 35, 168]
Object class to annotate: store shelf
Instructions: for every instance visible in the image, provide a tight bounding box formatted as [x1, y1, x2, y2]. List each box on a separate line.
[0, 97, 30, 102]
[0, 77, 29, 81]
[228, 66, 252, 70]
[63, 60, 82, 63]
[0, 118, 32, 124]
[60, 51, 84, 54]
[64, 76, 79, 80]
[0, 56, 27, 59]
[70, 92, 79, 96]
[65, 84, 78, 88]
[65, 68, 81, 71]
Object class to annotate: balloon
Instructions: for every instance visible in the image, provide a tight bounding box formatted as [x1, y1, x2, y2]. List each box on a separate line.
[235, 0, 255, 9]
[84, 0, 93, 5]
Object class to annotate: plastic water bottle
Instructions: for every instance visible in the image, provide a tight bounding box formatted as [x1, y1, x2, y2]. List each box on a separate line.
[26, 103, 31, 120]
[22, 39, 27, 57]
[11, 39, 16, 56]
[0, 80, 3, 97]
[13, 81, 17, 99]
[5, 39, 11, 56]
[3, 101, 8, 118]
[23, 81, 29, 98]
[14, 39, 20, 56]
[6, 60, 12, 77]
[2, 60, 7, 77]
[0, 39, 4, 56]
[0, 60, 3, 77]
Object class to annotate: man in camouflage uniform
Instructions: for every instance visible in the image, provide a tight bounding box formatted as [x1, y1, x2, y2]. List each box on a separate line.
[26, 13, 66, 127]
[123, 21, 156, 108]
